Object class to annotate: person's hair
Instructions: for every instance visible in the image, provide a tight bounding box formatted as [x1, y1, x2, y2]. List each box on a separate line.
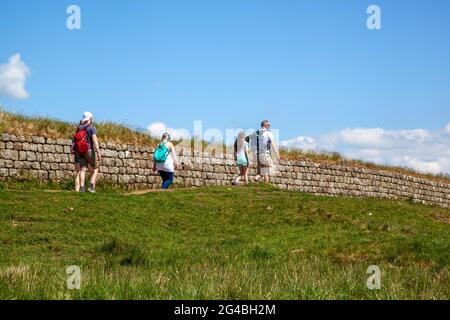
[261, 120, 270, 128]
[81, 118, 93, 125]
[161, 133, 171, 142]
[234, 132, 246, 154]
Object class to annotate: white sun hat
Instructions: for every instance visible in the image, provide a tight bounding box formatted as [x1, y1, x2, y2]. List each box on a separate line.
[81, 111, 93, 123]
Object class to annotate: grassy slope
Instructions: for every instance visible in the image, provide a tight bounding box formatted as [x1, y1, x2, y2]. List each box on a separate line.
[0, 185, 448, 300]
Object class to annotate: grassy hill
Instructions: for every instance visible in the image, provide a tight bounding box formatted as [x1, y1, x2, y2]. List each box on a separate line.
[0, 184, 448, 300]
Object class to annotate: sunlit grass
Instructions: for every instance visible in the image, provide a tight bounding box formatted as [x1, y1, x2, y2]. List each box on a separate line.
[0, 185, 449, 299]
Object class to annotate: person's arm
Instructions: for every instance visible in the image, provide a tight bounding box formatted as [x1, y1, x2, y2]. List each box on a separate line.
[269, 133, 280, 161]
[92, 134, 101, 161]
[152, 145, 157, 172]
[245, 143, 250, 162]
[272, 141, 280, 162]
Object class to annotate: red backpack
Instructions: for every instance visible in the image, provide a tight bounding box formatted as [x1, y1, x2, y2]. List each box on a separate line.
[73, 125, 90, 155]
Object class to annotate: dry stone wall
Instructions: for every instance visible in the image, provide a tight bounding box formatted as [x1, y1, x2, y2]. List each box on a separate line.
[1, 133, 449, 208]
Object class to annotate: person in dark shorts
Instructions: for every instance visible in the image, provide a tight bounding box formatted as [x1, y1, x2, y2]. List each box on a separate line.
[72, 111, 102, 193]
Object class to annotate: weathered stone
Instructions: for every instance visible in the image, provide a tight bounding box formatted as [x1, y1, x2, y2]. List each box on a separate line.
[32, 136, 45, 144]
[18, 151, 27, 161]
[42, 153, 55, 163]
[0, 149, 18, 160]
[1, 133, 10, 142]
[57, 138, 71, 146]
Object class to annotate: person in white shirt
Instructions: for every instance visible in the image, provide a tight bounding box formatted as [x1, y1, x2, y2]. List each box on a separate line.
[233, 132, 250, 184]
[152, 133, 179, 189]
[249, 120, 280, 183]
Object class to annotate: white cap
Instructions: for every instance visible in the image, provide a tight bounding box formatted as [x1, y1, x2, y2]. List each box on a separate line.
[81, 111, 93, 123]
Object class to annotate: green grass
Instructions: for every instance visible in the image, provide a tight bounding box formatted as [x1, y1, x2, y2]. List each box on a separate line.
[0, 184, 448, 300]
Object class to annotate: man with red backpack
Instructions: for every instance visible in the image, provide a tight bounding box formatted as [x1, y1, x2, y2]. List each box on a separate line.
[72, 111, 102, 193]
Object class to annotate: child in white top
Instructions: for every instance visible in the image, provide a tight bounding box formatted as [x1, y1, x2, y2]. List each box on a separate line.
[234, 132, 250, 185]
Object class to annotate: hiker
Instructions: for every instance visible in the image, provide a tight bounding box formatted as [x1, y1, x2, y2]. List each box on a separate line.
[249, 120, 279, 183]
[233, 132, 250, 185]
[72, 111, 101, 193]
[152, 133, 179, 189]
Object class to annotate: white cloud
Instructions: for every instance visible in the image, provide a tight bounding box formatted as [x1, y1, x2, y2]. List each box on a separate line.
[147, 122, 191, 140]
[281, 136, 315, 150]
[0, 54, 30, 100]
[281, 124, 450, 175]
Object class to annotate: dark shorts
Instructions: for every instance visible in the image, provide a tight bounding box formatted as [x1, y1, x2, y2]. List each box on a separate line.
[74, 150, 98, 169]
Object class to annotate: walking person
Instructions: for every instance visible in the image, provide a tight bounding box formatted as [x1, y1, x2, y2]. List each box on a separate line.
[233, 132, 250, 185]
[72, 111, 101, 193]
[152, 133, 179, 189]
[250, 120, 280, 183]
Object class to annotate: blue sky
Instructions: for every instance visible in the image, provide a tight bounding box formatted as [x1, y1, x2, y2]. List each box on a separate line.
[1, 0, 450, 173]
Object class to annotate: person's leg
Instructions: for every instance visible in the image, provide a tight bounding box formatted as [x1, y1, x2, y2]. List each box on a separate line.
[87, 150, 98, 193]
[235, 167, 243, 183]
[263, 166, 272, 183]
[88, 168, 98, 192]
[243, 166, 249, 184]
[254, 165, 262, 182]
[158, 170, 166, 189]
[79, 167, 87, 192]
[78, 155, 88, 192]
[163, 172, 174, 189]
[159, 171, 174, 189]
[74, 163, 81, 191]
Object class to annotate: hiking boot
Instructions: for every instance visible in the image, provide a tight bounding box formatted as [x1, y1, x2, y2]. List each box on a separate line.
[79, 186, 85, 193]
[87, 187, 96, 193]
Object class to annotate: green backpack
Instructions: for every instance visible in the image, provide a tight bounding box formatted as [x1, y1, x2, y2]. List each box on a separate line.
[154, 143, 171, 163]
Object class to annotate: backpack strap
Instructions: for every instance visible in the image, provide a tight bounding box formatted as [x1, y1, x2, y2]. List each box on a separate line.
[160, 142, 172, 157]
[256, 130, 260, 155]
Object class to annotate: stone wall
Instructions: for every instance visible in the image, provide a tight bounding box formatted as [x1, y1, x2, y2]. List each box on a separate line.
[1, 133, 449, 208]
